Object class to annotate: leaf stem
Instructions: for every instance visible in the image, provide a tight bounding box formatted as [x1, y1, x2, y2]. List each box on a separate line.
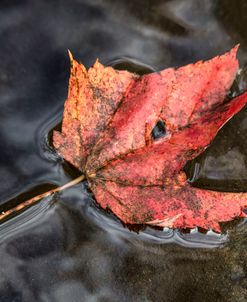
[0, 174, 85, 222]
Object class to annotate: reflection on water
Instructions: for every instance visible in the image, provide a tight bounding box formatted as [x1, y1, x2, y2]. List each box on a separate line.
[106, 57, 156, 75]
[0, 0, 247, 301]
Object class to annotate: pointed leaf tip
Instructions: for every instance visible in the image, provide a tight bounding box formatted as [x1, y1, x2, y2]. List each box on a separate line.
[67, 49, 74, 65]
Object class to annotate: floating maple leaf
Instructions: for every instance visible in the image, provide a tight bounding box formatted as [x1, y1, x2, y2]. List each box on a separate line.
[53, 46, 247, 232]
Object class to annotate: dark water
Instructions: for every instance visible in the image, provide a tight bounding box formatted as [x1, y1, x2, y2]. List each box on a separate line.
[0, 0, 247, 301]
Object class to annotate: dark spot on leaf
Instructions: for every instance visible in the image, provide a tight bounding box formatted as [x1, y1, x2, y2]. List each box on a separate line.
[151, 120, 167, 140]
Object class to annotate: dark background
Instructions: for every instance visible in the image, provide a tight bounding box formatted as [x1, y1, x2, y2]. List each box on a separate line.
[0, 1, 247, 301]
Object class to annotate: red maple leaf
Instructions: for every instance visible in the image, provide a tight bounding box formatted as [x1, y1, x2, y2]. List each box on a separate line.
[53, 46, 247, 231]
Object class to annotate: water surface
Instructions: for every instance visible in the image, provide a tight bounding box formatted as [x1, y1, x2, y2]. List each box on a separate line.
[0, 1, 247, 301]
